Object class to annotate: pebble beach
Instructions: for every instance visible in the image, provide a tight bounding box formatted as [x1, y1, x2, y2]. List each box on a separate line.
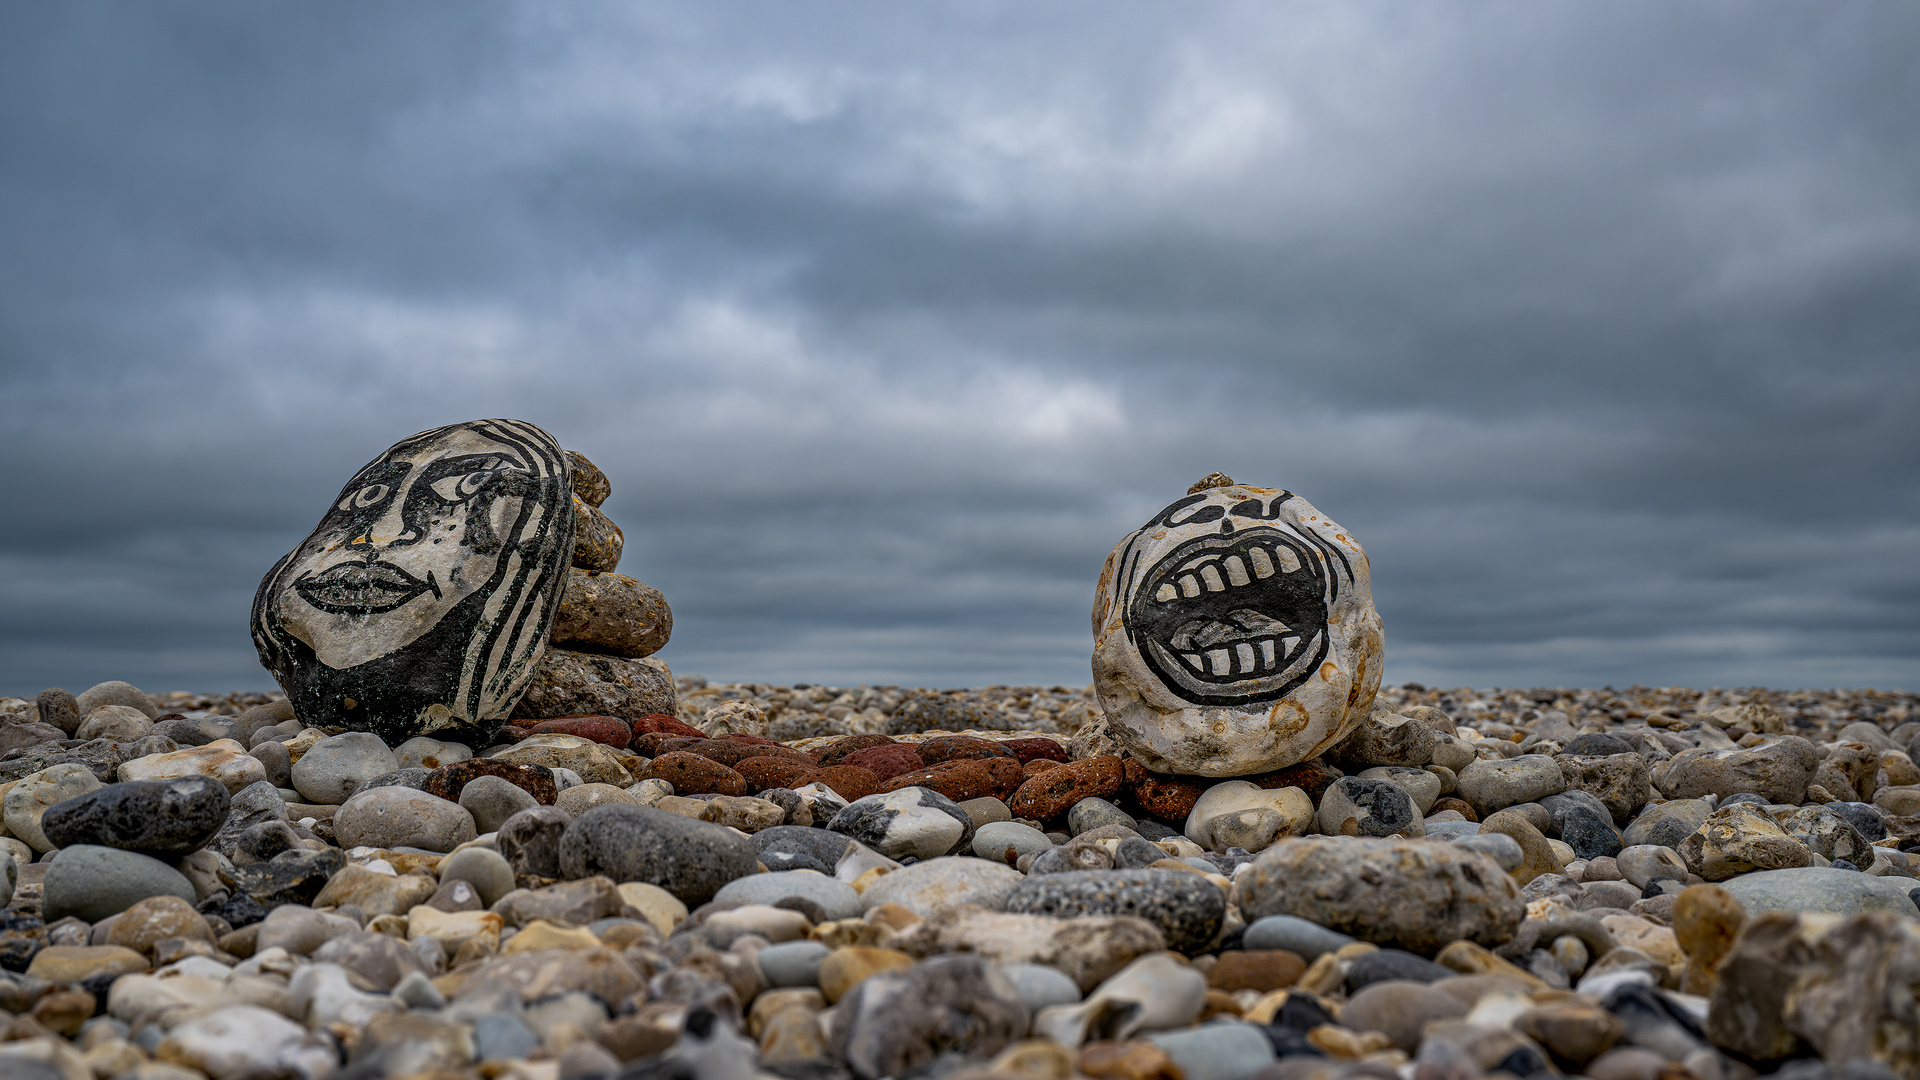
[0, 678, 1914, 1080]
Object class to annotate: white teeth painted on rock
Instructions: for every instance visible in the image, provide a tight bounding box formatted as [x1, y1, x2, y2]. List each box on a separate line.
[1142, 539, 1327, 679]
[1166, 631, 1302, 677]
[1224, 556, 1250, 587]
[1153, 543, 1307, 606]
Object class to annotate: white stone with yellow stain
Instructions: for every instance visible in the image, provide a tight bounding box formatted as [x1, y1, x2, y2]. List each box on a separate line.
[504, 919, 601, 953]
[1184, 781, 1315, 849]
[617, 881, 687, 937]
[117, 740, 268, 794]
[492, 734, 634, 786]
[1092, 481, 1383, 776]
[406, 906, 502, 952]
[1600, 913, 1686, 982]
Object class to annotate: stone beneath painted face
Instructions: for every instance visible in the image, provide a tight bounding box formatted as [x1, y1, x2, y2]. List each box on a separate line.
[252, 419, 576, 745]
[1091, 476, 1384, 776]
[510, 648, 677, 722]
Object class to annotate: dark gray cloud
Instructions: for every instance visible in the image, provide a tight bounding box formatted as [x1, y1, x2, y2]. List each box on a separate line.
[3, 2, 1916, 698]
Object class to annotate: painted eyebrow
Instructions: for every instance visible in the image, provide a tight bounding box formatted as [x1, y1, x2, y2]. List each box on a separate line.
[421, 453, 528, 477]
[336, 460, 412, 498]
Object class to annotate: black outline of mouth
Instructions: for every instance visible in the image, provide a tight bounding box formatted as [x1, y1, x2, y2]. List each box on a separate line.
[1124, 527, 1332, 707]
[293, 561, 437, 615]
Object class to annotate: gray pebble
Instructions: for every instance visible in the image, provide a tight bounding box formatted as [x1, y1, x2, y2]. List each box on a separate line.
[74, 680, 158, 720]
[1068, 797, 1136, 836]
[1241, 914, 1357, 960]
[559, 803, 757, 906]
[971, 821, 1052, 865]
[758, 940, 831, 987]
[35, 688, 81, 735]
[1451, 832, 1524, 870]
[1148, 1021, 1276, 1080]
[713, 870, 862, 921]
[291, 732, 400, 805]
[1114, 836, 1169, 869]
[1001, 962, 1081, 1011]
[439, 846, 515, 907]
[1005, 868, 1223, 954]
[250, 740, 293, 787]
[42, 844, 197, 921]
[460, 774, 541, 833]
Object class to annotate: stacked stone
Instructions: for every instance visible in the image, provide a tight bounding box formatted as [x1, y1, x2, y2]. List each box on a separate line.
[0, 677, 1914, 1078]
[508, 449, 680, 726]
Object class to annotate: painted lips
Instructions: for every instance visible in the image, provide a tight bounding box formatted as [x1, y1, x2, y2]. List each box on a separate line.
[1127, 528, 1330, 701]
[294, 561, 439, 615]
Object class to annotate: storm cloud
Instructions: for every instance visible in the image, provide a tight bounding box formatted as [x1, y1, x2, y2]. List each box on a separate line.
[2, 2, 1916, 696]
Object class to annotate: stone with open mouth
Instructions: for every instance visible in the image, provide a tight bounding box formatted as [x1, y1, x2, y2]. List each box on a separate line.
[1092, 475, 1384, 777]
[252, 419, 576, 744]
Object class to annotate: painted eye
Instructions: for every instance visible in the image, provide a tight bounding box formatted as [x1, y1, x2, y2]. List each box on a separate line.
[1169, 504, 1225, 527]
[430, 471, 494, 501]
[338, 484, 390, 512]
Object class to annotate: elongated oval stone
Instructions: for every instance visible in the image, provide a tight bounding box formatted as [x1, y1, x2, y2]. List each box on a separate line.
[41, 776, 231, 858]
[251, 419, 575, 745]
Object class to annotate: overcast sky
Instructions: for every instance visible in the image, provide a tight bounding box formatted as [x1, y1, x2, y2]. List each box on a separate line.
[3, 3, 1917, 699]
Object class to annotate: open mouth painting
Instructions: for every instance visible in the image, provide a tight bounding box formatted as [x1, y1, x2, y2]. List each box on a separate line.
[1092, 477, 1384, 775]
[1126, 527, 1331, 706]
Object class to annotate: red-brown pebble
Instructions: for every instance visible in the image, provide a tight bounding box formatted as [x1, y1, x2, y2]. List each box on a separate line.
[1124, 758, 1210, 821]
[732, 741, 814, 764]
[635, 732, 706, 757]
[915, 735, 1016, 766]
[1431, 797, 1478, 821]
[633, 713, 706, 738]
[641, 751, 751, 796]
[424, 759, 558, 805]
[1000, 737, 1071, 765]
[678, 741, 765, 768]
[814, 765, 881, 802]
[1207, 950, 1306, 992]
[879, 757, 1026, 802]
[496, 726, 534, 743]
[1009, 755, 1126, 821]
[841, 744, 924, 781]
[736, 757, 823, 791]
[1025, 759, 1064, 776]
[524, 715, 633, 750]
[719, 732, 784, 749]
[811, 733, 897, 767]
[1250, 759, 1342, 803]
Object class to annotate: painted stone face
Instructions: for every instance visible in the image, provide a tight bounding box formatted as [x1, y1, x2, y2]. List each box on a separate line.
[252, 419, 575, 744]
[1091, 484, 1383, 777]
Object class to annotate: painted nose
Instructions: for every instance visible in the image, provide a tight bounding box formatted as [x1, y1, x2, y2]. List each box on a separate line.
[352, 490, 419, 547]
